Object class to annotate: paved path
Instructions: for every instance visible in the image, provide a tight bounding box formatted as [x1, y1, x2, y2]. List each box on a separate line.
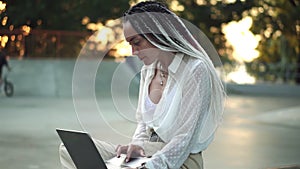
[0, 94, 300, 169]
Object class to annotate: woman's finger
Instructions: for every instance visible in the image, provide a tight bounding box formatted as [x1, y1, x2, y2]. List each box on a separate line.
[139, 149, 146, 157]
[115, 145, 121, 157]
[125, 145, 145, 162]
[116, 145, 128, 157]
[115, 145, 121, 152]
[125, 145, 133, 162]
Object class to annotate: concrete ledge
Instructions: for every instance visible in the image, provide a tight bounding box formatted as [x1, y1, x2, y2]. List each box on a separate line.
[226, 83, 300, 97]
[6, 59, 300, 97]
[7, 59, 127, 97]
[267, 165, 300, 169]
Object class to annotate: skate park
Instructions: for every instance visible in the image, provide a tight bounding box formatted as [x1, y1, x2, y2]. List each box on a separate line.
[0, 58, 299, 169]
[1, 0, 300, 168]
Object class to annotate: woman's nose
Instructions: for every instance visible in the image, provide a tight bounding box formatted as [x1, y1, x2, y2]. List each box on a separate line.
[132, 46, 139, 55]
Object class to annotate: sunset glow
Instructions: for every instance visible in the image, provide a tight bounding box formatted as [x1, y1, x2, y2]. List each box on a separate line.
[0, 1, 6, 11]
[0, 35, 8, 48]
[226, 65, 256, 84]
[84, 18, 132, 61]
[170, 0, 184, 12]
[21, 25, 31, 35]
[222, 16, 260, 63]
[113, 40, 132, 58]
[222, 16, 260, 84]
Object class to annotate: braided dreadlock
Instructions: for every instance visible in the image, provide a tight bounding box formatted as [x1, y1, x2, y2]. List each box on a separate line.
[124, 1, 171, 14]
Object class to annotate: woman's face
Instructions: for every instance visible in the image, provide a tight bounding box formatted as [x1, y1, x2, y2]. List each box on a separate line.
[123, 22, 160, 65]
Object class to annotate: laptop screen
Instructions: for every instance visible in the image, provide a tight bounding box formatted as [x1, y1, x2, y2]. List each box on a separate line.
[56, 129, 107, 169]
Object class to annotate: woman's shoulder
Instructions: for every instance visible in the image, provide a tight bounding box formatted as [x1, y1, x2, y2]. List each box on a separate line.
[182, 54, 207, 71]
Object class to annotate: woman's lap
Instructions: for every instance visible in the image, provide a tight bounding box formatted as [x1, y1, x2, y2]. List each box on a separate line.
[59, 140, 203, 169]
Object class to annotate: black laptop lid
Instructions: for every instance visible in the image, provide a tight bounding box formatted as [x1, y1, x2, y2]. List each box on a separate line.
[56, 129, 107, 169]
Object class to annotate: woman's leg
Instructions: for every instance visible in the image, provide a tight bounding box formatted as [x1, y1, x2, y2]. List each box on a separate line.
[143, 141, 203, 169]
[59, 139, 117, 169]
[143, 141, 166, 157]
[59, 143, 76, 169]
[180, 152, 203, 169]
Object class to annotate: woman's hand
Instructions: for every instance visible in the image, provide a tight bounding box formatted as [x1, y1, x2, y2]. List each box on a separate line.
[116, 144, 145, 162]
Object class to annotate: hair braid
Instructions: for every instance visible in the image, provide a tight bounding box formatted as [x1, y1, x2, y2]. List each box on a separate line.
[124, 1, 171, 15]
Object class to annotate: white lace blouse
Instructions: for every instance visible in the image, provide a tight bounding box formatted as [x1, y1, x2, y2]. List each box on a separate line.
[131, 52, 218, 169]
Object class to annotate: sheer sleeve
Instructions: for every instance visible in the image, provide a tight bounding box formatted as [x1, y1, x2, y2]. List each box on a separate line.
[145, 62, 212, 169]
[130, 67, 149, 148]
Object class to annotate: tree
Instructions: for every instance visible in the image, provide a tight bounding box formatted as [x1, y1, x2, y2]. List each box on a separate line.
[171, 0, 299, 83]
[3, 0, 130, 30]
[1, 0, 130, 57]
[245, 0, 300, 83]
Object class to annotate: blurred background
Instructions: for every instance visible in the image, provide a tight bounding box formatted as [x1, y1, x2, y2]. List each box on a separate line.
[1, 0, 300, 85]
[0, 0, 299, 169]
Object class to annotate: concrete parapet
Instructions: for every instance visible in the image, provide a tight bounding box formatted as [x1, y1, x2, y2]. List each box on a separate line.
[7, 59, 133, 98]
[226, 83, 300, 97]
[6, 59, 300, 97]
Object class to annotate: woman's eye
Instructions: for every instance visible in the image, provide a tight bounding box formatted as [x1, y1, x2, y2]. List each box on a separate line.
[132, 39, 140, 45]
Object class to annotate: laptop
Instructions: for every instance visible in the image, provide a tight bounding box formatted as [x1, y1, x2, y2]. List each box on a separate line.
[56, 128, 123, 169]
[56, 129, 150, 169]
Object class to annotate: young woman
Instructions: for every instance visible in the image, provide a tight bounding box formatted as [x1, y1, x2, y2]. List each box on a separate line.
[59, 1, 225, 169]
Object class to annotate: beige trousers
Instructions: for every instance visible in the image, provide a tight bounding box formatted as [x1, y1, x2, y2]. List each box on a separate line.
[59, 140, 203, 169]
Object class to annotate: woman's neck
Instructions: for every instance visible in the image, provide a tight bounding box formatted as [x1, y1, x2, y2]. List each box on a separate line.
[158, 52, 175, 72]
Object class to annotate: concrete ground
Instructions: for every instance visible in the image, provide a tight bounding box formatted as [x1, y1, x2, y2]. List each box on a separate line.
[0, 94, 299, 169]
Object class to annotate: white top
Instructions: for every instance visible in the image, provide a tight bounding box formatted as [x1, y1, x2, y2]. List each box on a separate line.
[143, 95, 156, 122]
[144, 95, 156, 114]
[144, 83, 177, 129]
[131, 52, 217, 169]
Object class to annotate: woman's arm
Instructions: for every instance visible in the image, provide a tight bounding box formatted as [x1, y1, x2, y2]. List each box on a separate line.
[131, 68, 149, 147]
[145, 62, 213, 169]
[131, 121, 149, 147]
[116, 68, 149, 160]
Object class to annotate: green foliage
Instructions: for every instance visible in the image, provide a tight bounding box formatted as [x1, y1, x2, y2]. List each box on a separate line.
[1, 0, 130, 58]
[3, 0, 130, 30]
[245, 0, 300, 83]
